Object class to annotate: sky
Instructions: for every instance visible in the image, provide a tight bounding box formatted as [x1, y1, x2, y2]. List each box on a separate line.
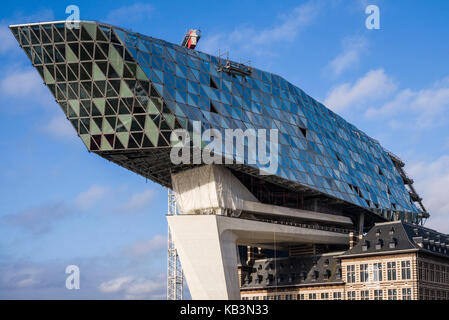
[0, 0, 448, 299]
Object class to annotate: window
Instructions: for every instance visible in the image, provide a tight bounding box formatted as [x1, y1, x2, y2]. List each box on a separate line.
[388, 289, 397, 300]
[361, 290, 370, 300]
[346, 265, 355, 283]
[362, 240, 370, 251]
[401, 261, 411, 280]
[297, 294, 304, 300]
[389, 238, 397, 249]
[402, 288, 412, 300]
[387, 262, 396, 280]
[418, 261, 423, 280]
[308, 293, 316, 300]
[360, 264, 369, 282]
[333, 292, 342, 300]
[373, 263, 383, 281]
[430, 264, 435, 282]
[321, 292, 329, 300]
[424, 262, 429, 281]
[435, 265, 441, 283]
[347, 291, 356, 300]
[374, 290, 383, 300]
[376, 239, 383, 250]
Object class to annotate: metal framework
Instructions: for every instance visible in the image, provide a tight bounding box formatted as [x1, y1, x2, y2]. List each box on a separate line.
[167, 188, 184, 300]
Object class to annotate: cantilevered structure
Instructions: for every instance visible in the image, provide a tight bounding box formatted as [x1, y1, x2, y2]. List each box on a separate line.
[10, 21, 429, 299]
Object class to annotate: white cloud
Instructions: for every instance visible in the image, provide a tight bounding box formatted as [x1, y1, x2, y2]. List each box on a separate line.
[327, 36, 367, 76]
[16, 277, 38, 288]
[122, 235, 166, 260]
[124, 278, 165, 299]
[365, 76, 449, 127]
[98, 276, 133, 293]
[106, 3, 153, 25]
[0, 68, 43, 96]
[199, 1, 321, 56]
[407, 155, 449, 233]
[75, 185, 110, 210]
[121, 189, 155, 212]
[42, 114, 77, 140]
[324, 68, 397, 112]
[98, 275, 165, 299]
[0, 67, 54, 111]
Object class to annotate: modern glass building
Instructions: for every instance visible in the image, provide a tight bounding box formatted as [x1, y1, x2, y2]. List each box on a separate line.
[9, 21, 428, 227]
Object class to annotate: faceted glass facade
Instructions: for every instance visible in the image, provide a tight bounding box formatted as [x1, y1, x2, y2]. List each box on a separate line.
[10, 21, 421, 221]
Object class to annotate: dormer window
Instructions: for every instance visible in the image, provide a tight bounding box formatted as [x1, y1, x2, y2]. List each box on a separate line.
[313, 270, 319, 280]
[324, 269, 331, 280]
[324, 259, 330, 267]
[376, 239, 383, 250]
[376, 229, 381, 237]
[389, 238, 398, 249]
[362, 240, 370, 251]
[336, 268, 342, 279]
[389, 227, 395, 235]
[266, 274, 273, 285]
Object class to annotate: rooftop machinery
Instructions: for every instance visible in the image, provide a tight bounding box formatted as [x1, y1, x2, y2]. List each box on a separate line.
[181, 29, 201, 49]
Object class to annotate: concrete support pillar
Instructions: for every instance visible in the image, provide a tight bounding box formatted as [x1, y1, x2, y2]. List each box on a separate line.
[167, 214, 349, 300]
[166, 215, 240, 300]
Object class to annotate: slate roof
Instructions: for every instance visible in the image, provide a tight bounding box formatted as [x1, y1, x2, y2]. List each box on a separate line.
[340, 221, 449, 259]
[240, 252, 345, 289]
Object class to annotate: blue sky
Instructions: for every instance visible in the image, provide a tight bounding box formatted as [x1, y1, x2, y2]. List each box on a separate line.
[1, 0, 448, 299]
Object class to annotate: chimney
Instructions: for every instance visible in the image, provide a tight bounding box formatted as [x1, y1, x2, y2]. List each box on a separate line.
[349, 232, 358, 249]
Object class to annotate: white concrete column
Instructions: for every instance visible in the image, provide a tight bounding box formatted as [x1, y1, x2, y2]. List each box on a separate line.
[167, 215, 240, 300]
[167, 214, 349, 300]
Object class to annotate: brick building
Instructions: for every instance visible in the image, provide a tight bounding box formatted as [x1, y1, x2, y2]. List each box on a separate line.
[240, 221, 449, 300]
